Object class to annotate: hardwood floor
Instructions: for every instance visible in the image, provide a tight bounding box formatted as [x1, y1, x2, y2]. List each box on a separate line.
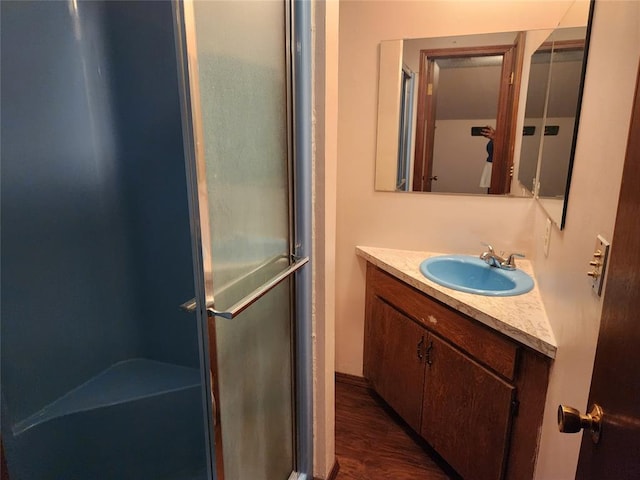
[335, 377, 460, 480]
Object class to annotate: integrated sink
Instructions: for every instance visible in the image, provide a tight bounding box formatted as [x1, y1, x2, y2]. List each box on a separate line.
[419, 255, 534, 296]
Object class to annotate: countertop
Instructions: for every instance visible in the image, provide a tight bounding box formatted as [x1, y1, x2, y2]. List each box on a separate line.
[356, 246, 557, 359]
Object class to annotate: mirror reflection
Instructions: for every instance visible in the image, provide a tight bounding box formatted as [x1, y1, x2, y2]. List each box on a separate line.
[376, 32, 523, 195]
[519, 1, 592, 228]
[519, 30, 586, 198]
[538, 43, 584, 197]
[537, 29, 588, 227]
[518, 47, 553, 193]
[375, 1, 591, 210]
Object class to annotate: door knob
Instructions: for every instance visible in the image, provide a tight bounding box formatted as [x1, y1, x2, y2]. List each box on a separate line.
[557, 404, 603, 444]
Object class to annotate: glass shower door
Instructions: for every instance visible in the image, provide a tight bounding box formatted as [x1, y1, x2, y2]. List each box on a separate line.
[174, 1, 307, 479]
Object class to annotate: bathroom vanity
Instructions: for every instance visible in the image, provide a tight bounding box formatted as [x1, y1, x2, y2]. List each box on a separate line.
[357, 246, 556, 480]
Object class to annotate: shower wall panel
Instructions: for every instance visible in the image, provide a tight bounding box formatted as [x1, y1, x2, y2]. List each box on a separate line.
[1, 0, 141, 425]
[103, 1, 198, 367]
[1, 1, 209, 478]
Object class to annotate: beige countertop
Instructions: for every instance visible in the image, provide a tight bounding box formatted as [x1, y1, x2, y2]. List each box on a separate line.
[356, 246, 557, 359]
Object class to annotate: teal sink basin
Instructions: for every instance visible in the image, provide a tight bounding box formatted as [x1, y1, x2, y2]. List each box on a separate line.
[419, 255, 534, 296]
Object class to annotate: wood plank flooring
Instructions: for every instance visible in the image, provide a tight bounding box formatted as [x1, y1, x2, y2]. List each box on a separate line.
[335, 378, 460, 480]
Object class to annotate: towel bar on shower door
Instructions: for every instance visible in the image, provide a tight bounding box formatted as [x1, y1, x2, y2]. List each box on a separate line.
[180, 256, 309, 319]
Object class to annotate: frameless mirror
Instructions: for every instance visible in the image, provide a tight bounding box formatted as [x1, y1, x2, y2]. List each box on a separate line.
[520, 0, 592, 228]
[374, 0, 593, 209]
[518, 46, 553, 194]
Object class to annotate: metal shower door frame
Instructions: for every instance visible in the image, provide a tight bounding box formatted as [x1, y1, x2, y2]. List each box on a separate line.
[172, 1, 313, 478]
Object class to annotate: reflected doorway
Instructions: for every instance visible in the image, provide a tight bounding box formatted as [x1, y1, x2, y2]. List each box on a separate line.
[413, 40, 524, 194]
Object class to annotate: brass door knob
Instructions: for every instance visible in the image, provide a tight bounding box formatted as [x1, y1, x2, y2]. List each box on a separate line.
[558, 404, 603, 444]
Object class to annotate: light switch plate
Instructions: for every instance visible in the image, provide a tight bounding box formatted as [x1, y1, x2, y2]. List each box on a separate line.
[589, 235, 610, 296]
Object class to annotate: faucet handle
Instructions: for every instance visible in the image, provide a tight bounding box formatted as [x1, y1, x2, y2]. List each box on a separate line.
[503, 253, 525, 269]
[481, 242, 495, 253]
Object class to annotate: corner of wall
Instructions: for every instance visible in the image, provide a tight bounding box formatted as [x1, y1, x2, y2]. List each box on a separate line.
[312, 0, 339, 477]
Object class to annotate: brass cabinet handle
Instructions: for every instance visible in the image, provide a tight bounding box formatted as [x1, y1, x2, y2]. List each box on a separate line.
[425, 340, 434, 366]
[417, 335, 425, 360]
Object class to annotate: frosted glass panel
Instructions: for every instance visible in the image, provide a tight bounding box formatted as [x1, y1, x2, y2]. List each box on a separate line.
[192, 0, 290, 311]
[215, 281, 294, 479]
[189, 1, 294, 479]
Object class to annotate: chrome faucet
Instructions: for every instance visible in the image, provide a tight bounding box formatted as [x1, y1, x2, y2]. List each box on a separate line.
[480, 243, 524, 270]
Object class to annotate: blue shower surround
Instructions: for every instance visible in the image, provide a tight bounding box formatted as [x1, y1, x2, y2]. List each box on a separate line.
[1, 1, 209, 478]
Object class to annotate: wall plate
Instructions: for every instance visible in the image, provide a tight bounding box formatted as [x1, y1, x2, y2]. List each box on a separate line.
[589, 235, 610, 296]
[543, 218, 552, 257]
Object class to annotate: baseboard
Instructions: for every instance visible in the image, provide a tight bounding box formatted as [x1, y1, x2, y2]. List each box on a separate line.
[314, 459, 340, 480]
[335, 371, 371, 390]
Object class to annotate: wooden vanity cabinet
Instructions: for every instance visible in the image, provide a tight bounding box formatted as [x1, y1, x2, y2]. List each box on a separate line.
[421, 334, 515, 480]
[363, 264, 551, 480]
[367, 296, 426, 431]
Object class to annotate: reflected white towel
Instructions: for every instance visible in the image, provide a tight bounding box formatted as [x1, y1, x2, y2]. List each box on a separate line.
[480, 162, 492, 188]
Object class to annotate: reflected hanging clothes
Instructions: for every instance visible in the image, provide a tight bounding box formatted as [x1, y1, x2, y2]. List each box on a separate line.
[480, 139, 493, 188]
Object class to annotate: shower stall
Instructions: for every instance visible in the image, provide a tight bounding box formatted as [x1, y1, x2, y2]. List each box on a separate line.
[1, 1, 312, 479]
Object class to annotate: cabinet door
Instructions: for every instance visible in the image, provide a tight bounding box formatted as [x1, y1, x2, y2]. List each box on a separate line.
[421, 335, 515, 480]
[364, 297, 426, 431]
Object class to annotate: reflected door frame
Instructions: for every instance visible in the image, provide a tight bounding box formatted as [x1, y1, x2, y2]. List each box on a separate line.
[412, 36, 524, 194]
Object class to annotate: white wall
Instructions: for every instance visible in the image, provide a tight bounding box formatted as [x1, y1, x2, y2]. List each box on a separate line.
[532, 2, 640, 478]
[374, 40, 403, 191]
[336, 0, 574, 376]
[312, 1, 339, 478]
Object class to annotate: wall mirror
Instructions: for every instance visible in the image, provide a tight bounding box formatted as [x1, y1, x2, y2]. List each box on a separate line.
[374, 0, 593, 207]
[518, 46, 553, 194]
[523, 0, 594, 228]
